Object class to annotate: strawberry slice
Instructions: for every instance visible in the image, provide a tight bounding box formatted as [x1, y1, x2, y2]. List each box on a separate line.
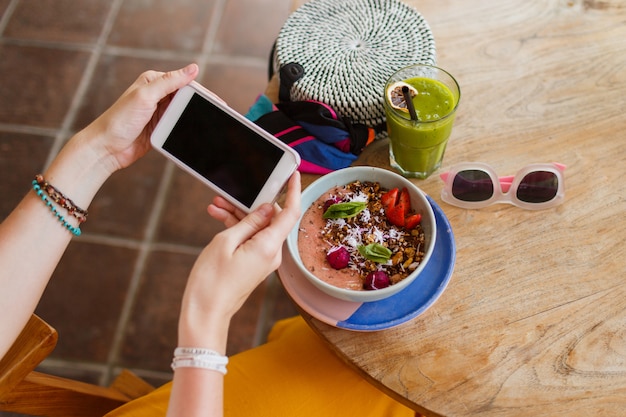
[380, 188, 399, 210]
[398, 188, 411, 211]
[386, 204, 405, 227]
[381, 187, 408, 227]
[382, 187, 420, 229]
[405, 213, 422, 229]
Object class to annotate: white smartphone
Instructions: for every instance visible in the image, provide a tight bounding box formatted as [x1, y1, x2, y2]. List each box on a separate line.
[150, 81, 301, 213]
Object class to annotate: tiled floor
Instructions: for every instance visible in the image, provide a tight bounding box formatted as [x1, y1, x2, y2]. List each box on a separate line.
[0, 0, 299, 393]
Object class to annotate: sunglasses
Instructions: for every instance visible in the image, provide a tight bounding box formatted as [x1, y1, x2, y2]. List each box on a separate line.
[440, 162, 566, 210]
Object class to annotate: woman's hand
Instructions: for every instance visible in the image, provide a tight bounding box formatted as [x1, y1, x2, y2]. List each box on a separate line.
[178, 172, 301, 351]
[83, 63, 199, 173]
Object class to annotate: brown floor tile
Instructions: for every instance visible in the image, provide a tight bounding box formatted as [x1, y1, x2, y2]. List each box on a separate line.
[214, 0, 291, 59]
[0, 132, 54, 218]
[107, 0, 215, 52]
[86, 150, 168, 239]
[72, 54, 191, 132]
[117, 367, 172, 390]
[120, 249, 271, 371]
[34, 241, 138, 363]
[200, 61, 269, 114]
[0, 0, 11, 18]
[156, 168, 224, 246]
[227, 281, 269, 356]
[37, 362, 103, 386]
[0, 44, 90, 128]
[4, 0, 111, 44]
[118, 250, 195, 371]
[252, 276, 300, 344]
[272, 280, 300, 322]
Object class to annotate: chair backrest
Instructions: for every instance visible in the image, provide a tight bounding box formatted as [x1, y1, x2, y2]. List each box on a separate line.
[0, 314, 155, 417]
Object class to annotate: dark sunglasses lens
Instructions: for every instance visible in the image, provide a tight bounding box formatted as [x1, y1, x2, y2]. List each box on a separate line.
[452, 170, 494, 202]
[517, 171, 558, 203]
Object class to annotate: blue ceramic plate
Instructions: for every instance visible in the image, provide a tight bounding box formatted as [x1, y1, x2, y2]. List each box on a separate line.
[278, 196, 456, 331]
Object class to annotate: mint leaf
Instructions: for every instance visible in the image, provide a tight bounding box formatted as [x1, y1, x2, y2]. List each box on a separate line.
[358, 243, 392, 263]
[323, 201, 367, 219]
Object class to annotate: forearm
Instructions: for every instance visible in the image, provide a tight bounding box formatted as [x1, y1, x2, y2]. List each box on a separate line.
[165, 305, 231, 417]
[0, 127, 114, 357]
[167, 368, 224, 417]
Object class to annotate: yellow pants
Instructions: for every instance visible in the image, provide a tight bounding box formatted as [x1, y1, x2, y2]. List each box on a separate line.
[106, 316, 415, 417]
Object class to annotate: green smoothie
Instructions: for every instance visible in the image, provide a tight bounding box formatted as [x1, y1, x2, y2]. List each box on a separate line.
[384, 69, 460, 178]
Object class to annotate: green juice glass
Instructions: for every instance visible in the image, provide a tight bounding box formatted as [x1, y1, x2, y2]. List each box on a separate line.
[384, 65, 460, 179]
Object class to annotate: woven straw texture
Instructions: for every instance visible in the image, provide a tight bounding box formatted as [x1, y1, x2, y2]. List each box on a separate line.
[274, 0, 436, 129]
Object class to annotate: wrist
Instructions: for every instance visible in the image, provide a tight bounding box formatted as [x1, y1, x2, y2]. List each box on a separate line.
[43, 129, 116, 209]
[178, 302, 231, 355]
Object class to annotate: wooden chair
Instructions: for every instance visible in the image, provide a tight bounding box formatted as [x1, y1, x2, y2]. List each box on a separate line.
[0, 314, 155, 417]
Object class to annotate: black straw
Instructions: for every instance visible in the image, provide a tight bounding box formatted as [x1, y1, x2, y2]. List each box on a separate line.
[402, 86, 418, 121]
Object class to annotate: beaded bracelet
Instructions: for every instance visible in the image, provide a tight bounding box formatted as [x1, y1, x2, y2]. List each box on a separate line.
[34, 174, 88, 223]
[32, 181, 82, 236]
[171, 347, 229, 375]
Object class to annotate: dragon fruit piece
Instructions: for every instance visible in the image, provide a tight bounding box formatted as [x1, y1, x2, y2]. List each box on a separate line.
[326, 246, 350, 269]
[363, 271, 391, 290]
[322, 197, 343, 213]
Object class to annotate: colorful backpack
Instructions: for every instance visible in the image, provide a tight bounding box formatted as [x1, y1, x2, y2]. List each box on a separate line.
[247, 64, 375, 174]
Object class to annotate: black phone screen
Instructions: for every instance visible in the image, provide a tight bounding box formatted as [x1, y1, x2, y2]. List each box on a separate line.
[163, 93, 284, 208]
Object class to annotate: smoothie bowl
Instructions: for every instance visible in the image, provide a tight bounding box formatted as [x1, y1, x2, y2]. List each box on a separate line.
[287, 166, 437, 302]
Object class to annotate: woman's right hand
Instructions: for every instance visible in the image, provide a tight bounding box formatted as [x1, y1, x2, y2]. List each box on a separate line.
[177, 172, 301, 352]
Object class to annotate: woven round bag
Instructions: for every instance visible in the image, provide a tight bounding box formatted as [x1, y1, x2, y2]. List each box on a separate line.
[273, 0, 436, 131]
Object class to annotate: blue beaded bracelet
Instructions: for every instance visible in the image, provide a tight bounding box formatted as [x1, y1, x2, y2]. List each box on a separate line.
[32, 181, 81, 237]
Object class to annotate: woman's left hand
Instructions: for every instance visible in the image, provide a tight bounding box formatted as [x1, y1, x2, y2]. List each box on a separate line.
[84, 63, 199, 173]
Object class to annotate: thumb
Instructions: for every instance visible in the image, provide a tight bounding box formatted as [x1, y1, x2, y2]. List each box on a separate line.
[145, 63, 199, 99]
[226, 204, 275, 245]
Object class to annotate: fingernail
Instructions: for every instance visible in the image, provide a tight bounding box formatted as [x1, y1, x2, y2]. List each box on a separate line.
[257, 204, 273, 217]
[183, 63, 197, 75]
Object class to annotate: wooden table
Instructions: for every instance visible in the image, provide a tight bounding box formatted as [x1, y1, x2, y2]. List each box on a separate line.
[273, 0, 626, 415]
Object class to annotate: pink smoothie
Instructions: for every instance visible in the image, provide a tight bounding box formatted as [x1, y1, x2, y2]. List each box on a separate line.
[297, 186, 364, 290]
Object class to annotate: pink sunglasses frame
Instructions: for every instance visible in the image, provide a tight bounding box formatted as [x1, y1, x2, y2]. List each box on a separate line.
[439, 162, 566, 210]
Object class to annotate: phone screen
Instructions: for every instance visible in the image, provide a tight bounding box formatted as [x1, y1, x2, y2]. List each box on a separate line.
[163, 93, 284, 208]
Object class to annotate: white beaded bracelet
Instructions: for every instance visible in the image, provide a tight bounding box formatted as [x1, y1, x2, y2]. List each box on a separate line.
[171, 347, 229, 375]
